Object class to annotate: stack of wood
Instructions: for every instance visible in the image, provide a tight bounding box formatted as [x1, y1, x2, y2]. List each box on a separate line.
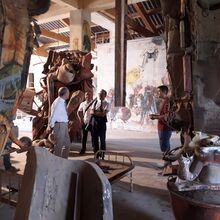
[32, 50, 94, 143]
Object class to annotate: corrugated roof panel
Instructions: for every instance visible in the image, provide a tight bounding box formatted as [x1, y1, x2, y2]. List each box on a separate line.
[60, 31, 70, 37]
[38, 36, 57, 44]
[134, 17, 145, 27]
[40, 20, 66, 31]
[128, 4, 137, 14]
[91, 26, 109, 35]
[150, 14, 159, 26]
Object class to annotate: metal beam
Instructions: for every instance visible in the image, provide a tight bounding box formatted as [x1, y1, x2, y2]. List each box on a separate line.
[115, 0, 127, 107]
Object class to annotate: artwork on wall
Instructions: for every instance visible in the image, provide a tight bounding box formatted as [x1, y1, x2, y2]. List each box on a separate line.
[96, 37, 169, 130]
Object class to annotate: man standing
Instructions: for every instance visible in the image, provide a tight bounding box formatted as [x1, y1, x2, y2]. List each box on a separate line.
[91, 89, 109, 158]
[77, 92, 93, 155]
[47, 87, 71, 158]
[150, 85, 172, 155]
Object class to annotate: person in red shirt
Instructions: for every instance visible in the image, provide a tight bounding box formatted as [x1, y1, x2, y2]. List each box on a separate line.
[150, 85, 172, 153]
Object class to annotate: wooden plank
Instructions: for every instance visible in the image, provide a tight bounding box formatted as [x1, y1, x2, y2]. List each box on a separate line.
[51, 0, 78, 9]
[135, 2, 159, 34]
[33, 47, 48, 57]
[62, 18, 70, 26]
[82, 0, 147, 11]
[133, 3, 156, 33]
[40, 28, 69, 43]
[115, 0, 127, 107]
[101, 8, 157, 38]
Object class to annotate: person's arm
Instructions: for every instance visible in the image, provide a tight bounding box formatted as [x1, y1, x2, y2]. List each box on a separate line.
[47, 101, 57, 133]
[77, 104, 84, 125]
[93, 101, 109, 117]
[150, 112, 168, 120]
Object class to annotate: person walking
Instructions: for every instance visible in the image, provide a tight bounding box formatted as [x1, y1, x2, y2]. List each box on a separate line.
[91, 89, 109, 158]
[47, 87, 71, 158]
[77, 92, 93, 155]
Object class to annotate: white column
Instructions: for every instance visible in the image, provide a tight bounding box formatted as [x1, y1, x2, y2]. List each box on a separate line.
[69, 9, 91, 51]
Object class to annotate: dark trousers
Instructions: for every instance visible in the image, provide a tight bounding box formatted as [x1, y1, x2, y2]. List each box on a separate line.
[3, 141, 12, 170]
[92, 117, 107, 153]
[81, 124, 93, 152]
[158, 129, 172, 153]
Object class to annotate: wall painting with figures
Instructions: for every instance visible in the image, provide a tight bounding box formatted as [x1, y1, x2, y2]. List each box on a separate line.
[93, 36, 168, 131]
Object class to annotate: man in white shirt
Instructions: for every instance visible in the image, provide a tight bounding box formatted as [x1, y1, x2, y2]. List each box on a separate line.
[77, 92, 93, 154]
[91, 89, 110, 158]
[47, 87, 71, 158]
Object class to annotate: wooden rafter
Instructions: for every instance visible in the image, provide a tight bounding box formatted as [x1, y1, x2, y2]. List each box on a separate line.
[134, 3, 159, 34]
[62, 18, 70, 26]
[41, 41, 69, 49]
[33, 47, 48, 57]
[145, 8, 161, 15]
[100, 9, 157, 38]
[40, 28, 69, 43]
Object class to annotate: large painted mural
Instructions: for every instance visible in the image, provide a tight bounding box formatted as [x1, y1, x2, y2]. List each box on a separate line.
[95, 36, 168, 131]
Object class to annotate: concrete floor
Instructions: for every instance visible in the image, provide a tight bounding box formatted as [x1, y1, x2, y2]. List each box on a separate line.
[0, 126, 180, 220]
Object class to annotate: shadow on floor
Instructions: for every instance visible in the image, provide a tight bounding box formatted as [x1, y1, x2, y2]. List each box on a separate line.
[112, 181, 174, 220]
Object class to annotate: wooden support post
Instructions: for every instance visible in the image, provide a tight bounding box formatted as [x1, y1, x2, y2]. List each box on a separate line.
[114, 0, 127, 106]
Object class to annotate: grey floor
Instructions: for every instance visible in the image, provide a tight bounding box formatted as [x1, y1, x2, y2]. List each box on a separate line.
[0, 127, 179, 220]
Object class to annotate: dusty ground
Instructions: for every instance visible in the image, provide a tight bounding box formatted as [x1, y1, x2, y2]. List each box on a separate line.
[0, 126, 180, 220]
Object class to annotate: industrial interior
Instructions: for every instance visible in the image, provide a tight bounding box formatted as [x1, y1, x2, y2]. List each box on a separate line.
[0, 0, 220, 219]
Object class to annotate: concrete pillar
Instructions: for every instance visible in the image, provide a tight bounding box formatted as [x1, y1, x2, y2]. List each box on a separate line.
[69, 9, 91, 51]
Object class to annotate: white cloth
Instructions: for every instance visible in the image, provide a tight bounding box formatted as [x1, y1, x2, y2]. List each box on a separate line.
[77, 100, 92, 124]
[49, 97, 68, 128]
[91, 99, 110, 112]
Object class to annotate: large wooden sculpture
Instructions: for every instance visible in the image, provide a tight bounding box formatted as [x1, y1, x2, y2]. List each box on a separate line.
[31, 50, 94, 142]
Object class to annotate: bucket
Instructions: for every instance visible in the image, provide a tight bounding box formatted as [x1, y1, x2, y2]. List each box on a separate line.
[167, 180, 220, 220]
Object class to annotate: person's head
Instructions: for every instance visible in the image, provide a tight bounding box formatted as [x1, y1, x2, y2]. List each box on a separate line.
[58, 87, 69, 100]
[98, 89, 107, 101]
[85, 91, 92, 101]
[157, 85, 169, 98]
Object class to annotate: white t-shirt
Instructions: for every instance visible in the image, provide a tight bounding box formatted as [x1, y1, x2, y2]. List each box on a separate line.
[78, 100, 92, 124]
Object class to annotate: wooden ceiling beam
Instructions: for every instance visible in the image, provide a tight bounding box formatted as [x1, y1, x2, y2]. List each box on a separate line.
[82, 0, 147, 11]
[145, 8, 161, 15]
[99, 10, 115, 21]
[133, 3, 154, 33]
[62, 18, 70, 26]
[127, 17, 157, 37]
[51, 0, 79, 9]
[40, 28, 69, 43]
[128, 12, 142, 19]
[51, 26, 70, 34]
[100, 9, 157, 38]
[34, 3, 70, 24]
[135, 3, 159, 34]
[41, 41, 69, 49]
[33, 47, 48, 57]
